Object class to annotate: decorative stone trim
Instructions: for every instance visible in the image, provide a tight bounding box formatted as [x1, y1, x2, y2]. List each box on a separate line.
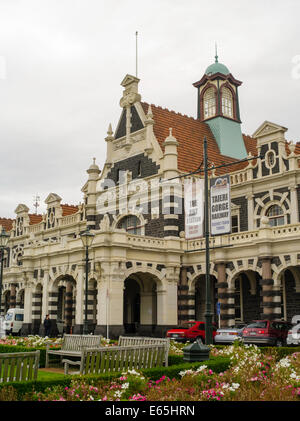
[260, 290, 282, 297]
[220, 303, 235, 309]
[261, 302, 282, 308]
[215, 282, 228, 288]
[178, 314, 195, 320]
[177, 295, 195, 301]
[178, 305, 195, 310]
[178, 285, 189, 291]
[217, 292, 235, 299]
[259, 278, 274, 286]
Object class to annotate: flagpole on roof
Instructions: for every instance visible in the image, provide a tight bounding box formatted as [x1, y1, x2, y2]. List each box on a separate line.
[135, 31, 138, 77]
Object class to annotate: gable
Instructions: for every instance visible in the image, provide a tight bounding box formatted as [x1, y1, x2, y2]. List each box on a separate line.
[115, 105, 144, 139]
[252, 121, 287, 139]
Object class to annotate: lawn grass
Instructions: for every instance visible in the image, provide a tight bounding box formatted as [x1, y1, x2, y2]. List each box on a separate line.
[37, 370, 65, 381]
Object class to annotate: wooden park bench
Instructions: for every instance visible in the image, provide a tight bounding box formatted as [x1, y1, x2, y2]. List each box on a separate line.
[45, 334, 102, 368]
[0, 350, 40, 383]
[118, 336, 170, 366]
[62, 344, 165, 375]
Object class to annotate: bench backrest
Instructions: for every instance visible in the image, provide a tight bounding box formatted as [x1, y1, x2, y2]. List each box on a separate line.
[62, 334, 102, 351]
[79, 344, 165, 375]
[0, 351, 40, 383]
[118, 336, 170, 365]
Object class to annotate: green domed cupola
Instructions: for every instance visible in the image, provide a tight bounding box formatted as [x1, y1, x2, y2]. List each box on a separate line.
[205, 61, 230, 76]
[193, 49, 247, 160]
[205, 50, 230, 75]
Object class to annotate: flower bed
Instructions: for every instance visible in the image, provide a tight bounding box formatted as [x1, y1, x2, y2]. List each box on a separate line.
[0, 342, 298, 401]
[0, 335, 63, 348]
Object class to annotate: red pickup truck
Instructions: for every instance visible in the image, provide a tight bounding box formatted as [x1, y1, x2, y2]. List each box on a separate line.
[166, 321, 217, 343]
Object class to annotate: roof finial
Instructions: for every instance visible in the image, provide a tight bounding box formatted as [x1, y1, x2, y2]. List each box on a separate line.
[215, 42, 218, 63]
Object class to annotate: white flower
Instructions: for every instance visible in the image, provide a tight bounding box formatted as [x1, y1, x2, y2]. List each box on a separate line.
[290, 371, 300, 381]
[278, 358, 291, 368]
[179, 369, 194, 377]
[114, 390, 122, 398]
[195, 365, 207, 372]
[121, 383, 129, 390]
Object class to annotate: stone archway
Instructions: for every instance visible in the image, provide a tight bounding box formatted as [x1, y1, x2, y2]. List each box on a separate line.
[3, 290, 10, 314]
[16, 289, 25, 309]
[123, 271, 160, 336]
[48, 275, 76, 336]
[231, 270, 261, 324]
[32, 283, 43, 334]
[87, 279, 98, 333]
[279, 267, 300, 322]
[123, 278, 140, 334]
[193, 275, 218, 323]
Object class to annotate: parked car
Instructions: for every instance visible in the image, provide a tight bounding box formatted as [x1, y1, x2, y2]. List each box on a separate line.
[214, 323, 246, 344]
[242, 320, 292, 347]
[287, 322, 300, 346]
[166, 321, 217, 343]
[3, 308, 24, 336]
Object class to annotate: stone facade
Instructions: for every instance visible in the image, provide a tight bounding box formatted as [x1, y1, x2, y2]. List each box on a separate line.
[1, 60, 300, 338]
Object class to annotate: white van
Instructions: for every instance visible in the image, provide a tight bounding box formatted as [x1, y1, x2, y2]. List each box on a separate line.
[4, 308, 24, 336]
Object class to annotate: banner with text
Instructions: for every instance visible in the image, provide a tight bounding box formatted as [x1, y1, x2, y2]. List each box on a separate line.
[210, 175, 231, 235]
[184, 178, 204, 239]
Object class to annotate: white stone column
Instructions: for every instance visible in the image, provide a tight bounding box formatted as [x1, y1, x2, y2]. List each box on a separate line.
[289, 186, 298, 224]
[156, 281, 178, 326]
[96, 261, 125, 338]
[246, 193, 254, 231]
[75, 265, 84, 326]
[140, 292, 155, 325]
[23, 282, 33, 325]
[97, 280, 109, 327]
[108, 281, 124, 326]
[41, 270, 50, 320]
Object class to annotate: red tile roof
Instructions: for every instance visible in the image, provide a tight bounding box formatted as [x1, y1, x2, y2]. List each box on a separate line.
[0, 218, 14, 232]
[28, 214, 43, 225]
[61, 204, 79, 217]
[141, 102, 257, 175]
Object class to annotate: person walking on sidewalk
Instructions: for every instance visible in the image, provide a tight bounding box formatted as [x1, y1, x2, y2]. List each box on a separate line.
[43, 314, 51, 337]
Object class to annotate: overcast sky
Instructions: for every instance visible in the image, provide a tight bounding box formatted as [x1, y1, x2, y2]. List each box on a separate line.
[0, 0, 299, 218]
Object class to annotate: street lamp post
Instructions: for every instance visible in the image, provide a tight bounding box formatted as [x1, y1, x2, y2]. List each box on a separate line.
[80, 227, 95, 335]
[0, 228, 10, 317]
[203, 137, 214, 345]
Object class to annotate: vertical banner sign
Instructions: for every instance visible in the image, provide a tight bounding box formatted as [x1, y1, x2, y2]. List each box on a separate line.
[210, 175, 231, 235]
[184, 178, 204, 239]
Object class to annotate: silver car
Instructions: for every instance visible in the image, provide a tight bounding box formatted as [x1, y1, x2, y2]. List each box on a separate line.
[214, 323, 246, 344]
[287, 323, 300, 346]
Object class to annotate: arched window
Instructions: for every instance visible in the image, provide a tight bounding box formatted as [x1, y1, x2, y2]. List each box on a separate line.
[266, 205, 285, 227]
[203, 87, 216, 119]
[221, 87, 233, 118]
[117, 215, 142, 235]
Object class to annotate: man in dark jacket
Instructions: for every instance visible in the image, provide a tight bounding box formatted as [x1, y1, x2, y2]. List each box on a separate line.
[43, 314, 51, 337]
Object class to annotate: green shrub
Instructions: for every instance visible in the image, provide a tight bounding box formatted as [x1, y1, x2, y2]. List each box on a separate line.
[0, 356, 231, 399]
[142, 356, 231, 381]
[0, 345, 57, 368]
[168, 354, 184, 366]
[260, 346, 300, 360]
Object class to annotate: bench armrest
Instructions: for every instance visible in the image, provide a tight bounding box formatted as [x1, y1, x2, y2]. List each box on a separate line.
[62, 358, 81, 375]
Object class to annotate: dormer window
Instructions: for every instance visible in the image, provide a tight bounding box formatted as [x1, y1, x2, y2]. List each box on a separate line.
[265, 150, 276, 169]
[117, 215, 142, 235]
[203, 87, 216, 118]
[221, 87, 233, 118]
[267, 205, 284, 227]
